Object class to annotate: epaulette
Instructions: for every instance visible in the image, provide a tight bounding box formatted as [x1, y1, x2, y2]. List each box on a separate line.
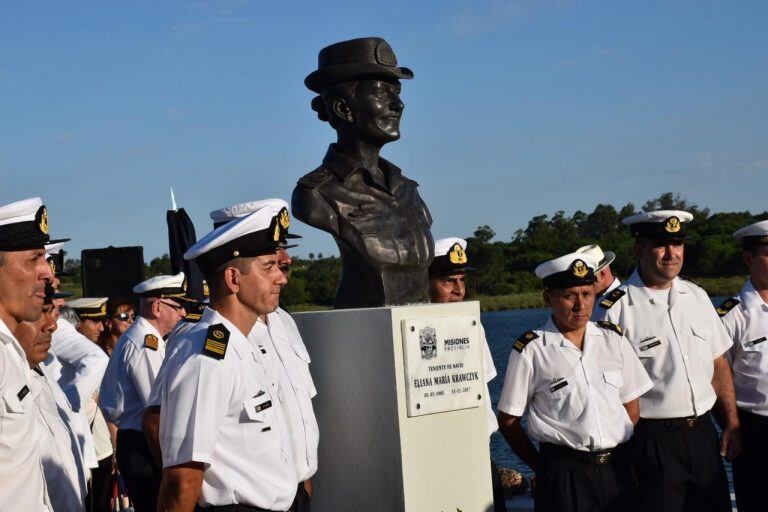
[144, 334, 159, 351]
[297, 168, 333, 189]
[183, 313, 202, 323]
[715, 298, 740, 318]
[513, 331, 539, 353]
[596, 321, 623, 336]
[599, 289, 626, 309]
[202, 323, 229, 360]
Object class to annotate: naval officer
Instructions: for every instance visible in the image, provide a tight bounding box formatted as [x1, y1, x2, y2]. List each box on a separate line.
[0, 196, 58, 511]
[158, 204, 305, 511]
[498, 252, 652, 512]
[716, 219, 768, 512]
[428, 237, 505, 511]
[594, 210, 738, 512]
[99, 272, 188, 511]
[575, 244, 621, 307]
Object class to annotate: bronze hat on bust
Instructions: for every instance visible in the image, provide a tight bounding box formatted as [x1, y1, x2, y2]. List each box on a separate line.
[305, 37, 414, 92]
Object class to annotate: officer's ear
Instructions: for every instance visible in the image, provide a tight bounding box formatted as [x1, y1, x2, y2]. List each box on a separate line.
[542, 289, 551, 307]
[221, 266, 240, 294]
[331, 98, 353, 124]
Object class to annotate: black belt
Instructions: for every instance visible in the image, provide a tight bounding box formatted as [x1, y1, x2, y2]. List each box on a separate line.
[639, 412, 709, 429]
[539, 442, 624, 465]
[197, 505, 276, 512]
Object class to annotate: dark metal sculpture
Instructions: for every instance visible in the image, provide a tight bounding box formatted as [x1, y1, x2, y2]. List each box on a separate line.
[292, 37, 434, 309]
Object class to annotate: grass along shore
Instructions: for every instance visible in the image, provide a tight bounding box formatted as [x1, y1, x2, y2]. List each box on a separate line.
[58, 275, 747, 314]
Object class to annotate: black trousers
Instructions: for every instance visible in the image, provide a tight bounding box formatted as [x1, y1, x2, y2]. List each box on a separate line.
[116, 429, 162, 512]
[87, 455, 113, 512]
[490, 458, 507, 512]
[631, 413, 731, 512]
[732, 409, 768, 512]
[534, 442, 636, 512]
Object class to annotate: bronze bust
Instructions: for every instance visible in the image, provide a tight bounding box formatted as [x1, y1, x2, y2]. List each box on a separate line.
[292, 37, 434, 309]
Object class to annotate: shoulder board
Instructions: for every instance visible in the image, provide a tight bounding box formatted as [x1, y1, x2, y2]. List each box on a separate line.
[297, 168, 333, 189]
[513, 331, 539, 353]
[599, 289, 626, 309]
[202, 323, 230, 360]
[715, 298, 740, 318]
[596, 321, 623, 336]
[144, 334, 159, 351]
[183, 313, 202, 323]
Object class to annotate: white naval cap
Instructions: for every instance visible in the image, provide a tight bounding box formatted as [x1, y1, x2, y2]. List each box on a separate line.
[733, 219, 768, 249]
[45, 241, 73, 277]
[0, 197, 66, 250]
[133, 272, 188, 300]
[575, 244, 615, 273]
[429, 237, 474, 277]
[535, 252, 598, 289]
[67, 297, 109, 318]
[209, 198, 301, 241]
[622, 210, 693, 239]
[185, 204, 285, 273]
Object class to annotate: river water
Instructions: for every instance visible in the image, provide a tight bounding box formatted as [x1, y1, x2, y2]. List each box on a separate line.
[481, 306, 736, 509]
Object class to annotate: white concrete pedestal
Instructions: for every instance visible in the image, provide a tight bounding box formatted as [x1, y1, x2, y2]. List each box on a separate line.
[293, 301, 493, 512]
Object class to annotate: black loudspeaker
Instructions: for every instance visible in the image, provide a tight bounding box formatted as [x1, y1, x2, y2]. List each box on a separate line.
[81, 246, 145, 298]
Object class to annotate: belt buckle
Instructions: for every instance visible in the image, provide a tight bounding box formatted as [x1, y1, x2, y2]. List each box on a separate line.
[595, 452, 611, 464]
[685, 417, 698, 428]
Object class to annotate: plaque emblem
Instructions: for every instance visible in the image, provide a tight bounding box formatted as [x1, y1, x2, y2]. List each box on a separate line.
[419, 326, 437, 360]
[375, 41, 397, 66]
[665, 216, 681, 233]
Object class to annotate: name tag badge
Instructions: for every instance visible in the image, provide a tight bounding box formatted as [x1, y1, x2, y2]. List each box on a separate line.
[639, 338, 662, 352]
[549, 380, 568, 393]
[744, 337, 767, 348]
[243, 395, 274, 422]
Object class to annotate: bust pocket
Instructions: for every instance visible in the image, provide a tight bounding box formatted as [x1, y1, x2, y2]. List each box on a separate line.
[242, 395, 280, 454]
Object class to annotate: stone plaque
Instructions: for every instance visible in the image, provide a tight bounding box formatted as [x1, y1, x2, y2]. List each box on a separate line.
[401, 314, 484, 417]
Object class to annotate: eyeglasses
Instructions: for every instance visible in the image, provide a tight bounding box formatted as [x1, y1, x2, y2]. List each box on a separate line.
[158, 300, 185, 312]
[113, 313, 135, 322]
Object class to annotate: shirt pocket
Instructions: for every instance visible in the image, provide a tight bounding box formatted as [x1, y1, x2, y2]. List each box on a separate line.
[242, 394, 280, 454]
[691, 324, 713, 361]
[290, 344, 317, 398]
[1, 390, 28, 444]
[603, 371, 623, 388]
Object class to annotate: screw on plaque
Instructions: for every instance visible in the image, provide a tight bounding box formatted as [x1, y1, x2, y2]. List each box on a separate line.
[416, 403, 421, 409]
[472, 320, 477, 326]
[477, 394, 482, 400]
[410, 326, 415, 332]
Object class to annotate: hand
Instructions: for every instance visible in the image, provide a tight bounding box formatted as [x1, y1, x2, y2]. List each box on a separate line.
[720, 424, 741, 462]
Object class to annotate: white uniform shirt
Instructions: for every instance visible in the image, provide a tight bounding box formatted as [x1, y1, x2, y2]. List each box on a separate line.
[721, 278, 768, 416]
[0, 319, 50, 512]
[100, 316, 165, 430]
[252, 308, 319, 482]
[30, 365, 87, 512]
[498, 318, 652, 451]
[160, 307, 301, 510]
[594, 269, 733, 419]
[146, 316, 199, 408]
[479, 324, 498, 436]
[44, 319, 108, 469]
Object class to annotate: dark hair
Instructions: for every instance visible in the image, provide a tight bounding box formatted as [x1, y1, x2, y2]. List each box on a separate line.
[106, 297, 135, 318]
[311, 81, 359, 129]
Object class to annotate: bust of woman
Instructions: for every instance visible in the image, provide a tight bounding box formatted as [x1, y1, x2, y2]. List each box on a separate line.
[292, 37, 434, 309]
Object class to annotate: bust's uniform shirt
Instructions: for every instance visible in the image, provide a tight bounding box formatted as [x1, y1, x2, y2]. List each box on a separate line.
[594, 269, 733, 419]
[0, 318, 50, 511]
[30, 365, 86, 512]
[721, 278, 768, 416]
[251, 308, 319, 482]
[498, 318, 652, 451]
[100, 316, 165, 430]
[160, 307, 300, 510]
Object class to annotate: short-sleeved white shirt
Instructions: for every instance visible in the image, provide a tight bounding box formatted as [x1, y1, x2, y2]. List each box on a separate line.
[498, 318, 652, 451]
[252, 308, 319, 482]
[721, 278, 768, 416]
[160, 307, 300, 510]
[0, 319, 51, 511]
[100, 316, 165, 430]
[594, 270, 733, 419]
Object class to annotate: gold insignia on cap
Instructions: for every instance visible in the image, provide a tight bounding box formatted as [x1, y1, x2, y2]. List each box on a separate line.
[449, 244, 467, 265]
[38, 206, 49, 235]
[100, 303, 107, 314]
[572, 259, 588, 278]
[278, 208, 290, 230]
[665, 216, 681, 233]
[273, 222, 281, 242]
[203, 280, 210, 298]
[761, 236, 768, 243]
[47, 258, 56, 275]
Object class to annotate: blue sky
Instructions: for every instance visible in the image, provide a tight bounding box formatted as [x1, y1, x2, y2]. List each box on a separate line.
[1, 0, 766, 260]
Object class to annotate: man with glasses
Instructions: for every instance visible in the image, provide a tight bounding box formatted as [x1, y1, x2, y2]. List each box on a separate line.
[99, 272, 187, 512]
